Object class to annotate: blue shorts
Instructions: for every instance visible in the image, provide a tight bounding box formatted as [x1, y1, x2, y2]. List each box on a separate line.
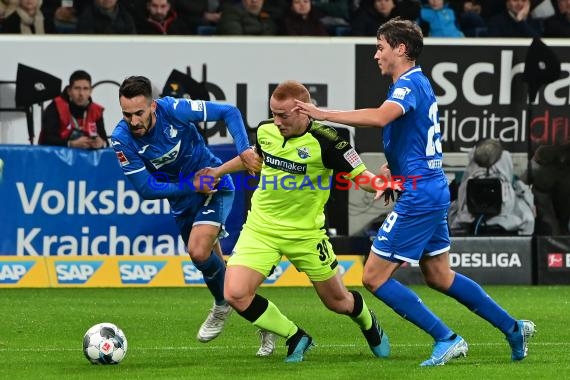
[175, 190, 234, 246]
[371, 207, 450, 264]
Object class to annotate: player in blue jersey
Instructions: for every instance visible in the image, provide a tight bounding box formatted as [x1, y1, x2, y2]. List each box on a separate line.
[110, 75, 264, 346]
[294, 18, 535, 366]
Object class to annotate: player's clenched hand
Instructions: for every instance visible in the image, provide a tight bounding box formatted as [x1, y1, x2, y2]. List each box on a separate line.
[193, 167, 219, 194]
[293, 99, 327, 121]
[239, 147, 262, 174]
[373, 163, 396, 205]
[379, 163, 391, 179]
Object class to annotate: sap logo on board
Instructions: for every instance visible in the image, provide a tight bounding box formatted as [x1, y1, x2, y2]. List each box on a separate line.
[55, 261, 103, 284]
[119, 261, 166, 284]
[337, 261, 354, 277]
[264, 262, 291, 284]
[0, 261, 35, 284]
[182, 262, 205, 284]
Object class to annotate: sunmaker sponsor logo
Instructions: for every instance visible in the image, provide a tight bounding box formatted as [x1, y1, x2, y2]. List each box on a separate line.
[263, 152, 307, 175]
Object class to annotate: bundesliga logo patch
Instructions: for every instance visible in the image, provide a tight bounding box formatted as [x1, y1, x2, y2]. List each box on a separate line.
[189, 100, 203, 112]
[116, 151, 129, 166]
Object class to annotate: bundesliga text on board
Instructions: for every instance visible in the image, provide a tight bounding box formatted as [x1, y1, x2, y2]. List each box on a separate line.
[402, 252, 523, 268]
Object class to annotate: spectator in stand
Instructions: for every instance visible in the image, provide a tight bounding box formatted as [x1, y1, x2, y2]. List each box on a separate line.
[395, 0, 421, 21]
[486, 0, 542, 37]
[0, 0, 18, 19]
[312, 0, 352, 33]
[448, 1, 487, 36]
[477, 0, 506, 21]
[39, 70, 108, 149]
[262, 0, 288, 19]
[175, 0, 224, 34]
[543, 0, 570, 36]
[135, 0, 189, 34]
[351, 0, 397, 36]
[280, 0, 328, 35]
[41, 0, 87, 33]
[1, 0, 53, 33]
[76, 0, 136, 34]
[419, 0, 464, 37]
[218, 0, 278, 35]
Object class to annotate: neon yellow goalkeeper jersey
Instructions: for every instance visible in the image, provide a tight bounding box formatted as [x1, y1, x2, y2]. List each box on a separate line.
[245, 120, 367, 236]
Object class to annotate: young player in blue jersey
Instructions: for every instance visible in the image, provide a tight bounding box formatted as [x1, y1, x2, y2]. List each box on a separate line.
[294, 18, 535, 366]
[110, 76, 265, 347]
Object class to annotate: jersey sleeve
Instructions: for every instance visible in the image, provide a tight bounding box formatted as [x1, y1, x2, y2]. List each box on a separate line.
[162, 97, 250, 154]
[385, 79, 417, 115]
[319, 128, 367, 179]
[110, 132, 194, 199]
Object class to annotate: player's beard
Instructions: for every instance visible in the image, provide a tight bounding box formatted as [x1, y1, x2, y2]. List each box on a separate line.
[129, 114, 153, 137]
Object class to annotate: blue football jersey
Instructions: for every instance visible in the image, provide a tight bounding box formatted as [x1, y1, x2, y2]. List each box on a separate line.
[111, 97, 249, 216]
[383, 66, 450, 212]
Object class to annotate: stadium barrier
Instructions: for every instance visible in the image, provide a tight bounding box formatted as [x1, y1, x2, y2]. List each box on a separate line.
[393, 237, 533, 285]
[331, 236, 534, 285]
[0, 255, 366, 288]
[536, 236, 570, 284]
[0, 144, 244, 257]
[1, 145, 569, 287]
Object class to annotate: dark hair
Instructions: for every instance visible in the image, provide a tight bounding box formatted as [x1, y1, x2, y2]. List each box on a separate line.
[119, 76, 152, 99]
[377, 17, 423, 61]
[69, 70, 92, 86]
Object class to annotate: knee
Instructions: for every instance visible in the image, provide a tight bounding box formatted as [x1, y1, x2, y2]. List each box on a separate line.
[223, 284, 251, 311]
[424, 269, 454, 291]
[187, 245, 210, 263]
[362, 272, 381, 293]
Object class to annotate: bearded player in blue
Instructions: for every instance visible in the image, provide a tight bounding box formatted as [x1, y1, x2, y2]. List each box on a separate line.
[295, 19, 535, 366]
[111, 76, 264, 346]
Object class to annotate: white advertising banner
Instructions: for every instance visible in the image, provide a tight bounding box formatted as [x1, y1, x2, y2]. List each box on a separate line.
[0, 35, 357, 145]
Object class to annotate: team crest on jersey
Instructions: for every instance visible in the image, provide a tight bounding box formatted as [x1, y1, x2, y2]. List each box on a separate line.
[392, 87, 411, 100]
[296, 147, 310, 159]
[169, 125, 178, 138]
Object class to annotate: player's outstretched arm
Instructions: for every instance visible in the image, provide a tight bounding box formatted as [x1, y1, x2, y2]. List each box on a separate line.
[203, 102, 260, 173]
[293, 99, 402, 128]
[207, 155, 248, 179]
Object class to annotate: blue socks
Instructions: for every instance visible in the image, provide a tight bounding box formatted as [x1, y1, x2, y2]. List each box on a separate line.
[193, 252, 226, 305]
[374, 278, 453, 341]
[445, 273, 516, 334]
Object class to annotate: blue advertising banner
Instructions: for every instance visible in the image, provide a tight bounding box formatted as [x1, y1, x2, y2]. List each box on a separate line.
[0, 145, 245, 256]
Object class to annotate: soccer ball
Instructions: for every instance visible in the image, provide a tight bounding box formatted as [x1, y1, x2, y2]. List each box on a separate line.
[83, 322, 128, 364]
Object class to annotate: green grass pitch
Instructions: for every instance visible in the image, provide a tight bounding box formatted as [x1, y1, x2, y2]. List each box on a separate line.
[1, 286, 569, 380]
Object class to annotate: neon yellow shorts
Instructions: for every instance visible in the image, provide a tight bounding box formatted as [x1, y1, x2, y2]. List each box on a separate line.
[228, 225, 338, 282]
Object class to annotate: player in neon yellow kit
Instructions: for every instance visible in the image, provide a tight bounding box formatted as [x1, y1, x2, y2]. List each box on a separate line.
[201, 80, 391, 362]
